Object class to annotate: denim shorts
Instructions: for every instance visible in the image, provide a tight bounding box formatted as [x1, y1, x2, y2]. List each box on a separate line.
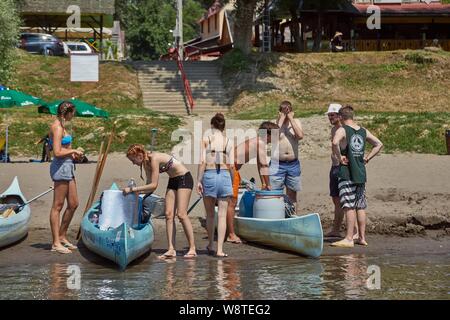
[202, 170, 233, 199]
[50, 157, 75, 182]
[269, 159, 302, 192]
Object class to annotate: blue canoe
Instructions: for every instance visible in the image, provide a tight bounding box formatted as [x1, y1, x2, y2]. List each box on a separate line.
[80, 183, 154, 270]
[0, 177, 31, 248]
[234, 191, 323, 258]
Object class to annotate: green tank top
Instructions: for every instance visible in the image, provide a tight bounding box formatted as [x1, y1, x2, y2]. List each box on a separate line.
[338, 125, 367, 184]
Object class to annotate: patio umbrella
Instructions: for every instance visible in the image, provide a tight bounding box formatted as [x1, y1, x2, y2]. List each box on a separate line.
[0, 89, 44, 108]
[38, 99, 109, 118]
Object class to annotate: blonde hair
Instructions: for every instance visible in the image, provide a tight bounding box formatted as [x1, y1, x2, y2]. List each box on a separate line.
[126, 144, 149, 181]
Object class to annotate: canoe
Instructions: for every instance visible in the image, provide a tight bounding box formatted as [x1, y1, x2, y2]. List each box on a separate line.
[80, 183, 154, 270]
[234, 214, 323, 258]
[0, 177, 31, 248]
[234, 191, 323, 258]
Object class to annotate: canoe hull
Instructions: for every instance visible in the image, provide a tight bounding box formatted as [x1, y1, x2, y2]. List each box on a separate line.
[0, 177, 30, 248]
[81, 201, 154, 270]
[234, 213, 323, 258]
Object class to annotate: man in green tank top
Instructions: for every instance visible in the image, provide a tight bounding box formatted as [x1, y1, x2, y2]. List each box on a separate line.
[330, 106, 383, 248]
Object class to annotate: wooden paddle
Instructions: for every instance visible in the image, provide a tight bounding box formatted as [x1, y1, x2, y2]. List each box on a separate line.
[76, 124, 115, 240]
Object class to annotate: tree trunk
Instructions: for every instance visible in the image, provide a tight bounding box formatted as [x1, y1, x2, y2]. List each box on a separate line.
[233, 0, 258, 55]
[289, 7, 303, 52]
[313, 11, 323, 52]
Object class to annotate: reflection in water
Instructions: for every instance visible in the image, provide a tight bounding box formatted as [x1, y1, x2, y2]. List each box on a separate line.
[0, 253, 448, 300]
[216, 260, 242, 300]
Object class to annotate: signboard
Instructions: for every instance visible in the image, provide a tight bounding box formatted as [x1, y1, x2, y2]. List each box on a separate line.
[70, 54, 99, 82]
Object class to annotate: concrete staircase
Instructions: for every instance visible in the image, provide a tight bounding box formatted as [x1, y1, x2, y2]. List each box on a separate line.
[133, 61, 229, 115]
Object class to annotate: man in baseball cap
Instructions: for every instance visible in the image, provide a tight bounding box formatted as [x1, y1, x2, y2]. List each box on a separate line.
[325, 103, 358, 238]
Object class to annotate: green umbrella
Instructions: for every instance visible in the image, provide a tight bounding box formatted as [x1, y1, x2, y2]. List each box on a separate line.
[0, 89, 44, 108]
[38, 99, 109, 118]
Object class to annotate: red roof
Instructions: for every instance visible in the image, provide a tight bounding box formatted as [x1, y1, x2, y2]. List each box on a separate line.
[354, 3, 450, 15]
[198, 0, 222, 23]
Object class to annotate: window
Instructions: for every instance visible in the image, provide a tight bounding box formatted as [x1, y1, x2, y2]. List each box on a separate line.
[77, 45, 88, 51]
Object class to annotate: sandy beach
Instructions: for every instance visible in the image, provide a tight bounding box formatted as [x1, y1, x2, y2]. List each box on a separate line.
[0, 150, 449, 266]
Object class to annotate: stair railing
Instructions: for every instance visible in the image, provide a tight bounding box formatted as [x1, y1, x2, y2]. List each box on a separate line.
[175, 48, 195, 112]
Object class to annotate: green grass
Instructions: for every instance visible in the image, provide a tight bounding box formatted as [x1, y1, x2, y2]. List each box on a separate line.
[363, 112, 450, 155]
[0, 51, 182, 157]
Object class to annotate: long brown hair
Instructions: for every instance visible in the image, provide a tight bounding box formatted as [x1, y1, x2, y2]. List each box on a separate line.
[126, 144, 149, 181]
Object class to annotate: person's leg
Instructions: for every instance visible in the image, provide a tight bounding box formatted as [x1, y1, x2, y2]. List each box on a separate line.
[286, 160, 301, 213]
[203, 196, 216, 253]
[226, 196, 241, 243]
[59, 179, 79, 247]
[326, 196, 344, 237]
[160, 189, 177, 258]
[216, 198, 228, 257]
[227, 169, 241, 243]
[356, 209, 367, 245]
[175, 188, 197, 257]
[50, 181, 70, 252]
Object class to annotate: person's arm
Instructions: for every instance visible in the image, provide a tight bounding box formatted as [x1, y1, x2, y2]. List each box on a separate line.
[51, 124, 82, 158]
[332, 127, 348, 165]
[286, 112, 304, 140]
[364, 129, 383, 164]
[124, 157, 159, 195]
[277, 111, 286, 128]
[196, 139, 207, 195]
[256, 139, 271, 190]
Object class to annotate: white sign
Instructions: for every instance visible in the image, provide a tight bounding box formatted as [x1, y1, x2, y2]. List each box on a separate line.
[70, 54, 99, 82]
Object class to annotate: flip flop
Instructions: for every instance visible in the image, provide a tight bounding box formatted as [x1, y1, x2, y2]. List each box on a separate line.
[215, 253, 228, 258]
[51, 245, 72, 254]
[183, 252, 197, 259]
[226, 238, 242, 244]
[61, 241, 78, 250]
[330, 239, 354, 248]
[158, 251, 177, 260]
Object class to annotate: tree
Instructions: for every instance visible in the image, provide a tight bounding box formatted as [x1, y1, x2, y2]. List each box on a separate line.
[0, 0, 20, 84]
[233, 0, 260, 55]
[115, 0, 204, 60]
[275, 0, 304, 52]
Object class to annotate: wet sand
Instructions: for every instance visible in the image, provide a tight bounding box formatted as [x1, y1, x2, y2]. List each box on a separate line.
[0, 153, 449, 267]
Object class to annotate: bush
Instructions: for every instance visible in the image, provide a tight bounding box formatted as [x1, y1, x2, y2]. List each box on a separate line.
[221, 49, 251, 74]
[0, 0, 20, 84]
[404, 52, 435, 65]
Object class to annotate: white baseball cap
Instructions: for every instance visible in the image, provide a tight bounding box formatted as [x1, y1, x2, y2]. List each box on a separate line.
[325, 103, 342, 115]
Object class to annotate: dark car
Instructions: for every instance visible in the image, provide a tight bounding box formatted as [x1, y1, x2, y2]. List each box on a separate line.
[19, 33, 65, 56]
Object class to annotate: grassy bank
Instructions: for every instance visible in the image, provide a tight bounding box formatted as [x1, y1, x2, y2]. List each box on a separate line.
[222, 49, 450, 154]
[0, 51, 181, 157]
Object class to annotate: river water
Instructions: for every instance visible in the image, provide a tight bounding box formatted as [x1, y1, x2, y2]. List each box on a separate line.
[0, 253, 448, 300]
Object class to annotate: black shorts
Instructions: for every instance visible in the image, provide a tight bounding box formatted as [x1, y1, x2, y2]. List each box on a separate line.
[329, 166, 340, 197]
[167, 172, 194, 191]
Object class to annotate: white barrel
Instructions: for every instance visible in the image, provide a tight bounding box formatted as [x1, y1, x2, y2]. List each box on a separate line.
[98, 190, 139, 230]
[253, 190, 285, 219]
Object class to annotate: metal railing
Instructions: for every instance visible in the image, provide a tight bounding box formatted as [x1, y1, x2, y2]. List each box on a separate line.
[174, 48, 195, 112]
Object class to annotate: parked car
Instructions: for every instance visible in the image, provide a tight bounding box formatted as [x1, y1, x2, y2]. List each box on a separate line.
[63, 42, 93, 55]
[19, 33, 65, 56]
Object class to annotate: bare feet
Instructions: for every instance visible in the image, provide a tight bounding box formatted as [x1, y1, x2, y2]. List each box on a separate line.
[158, 249, 177, 260]
[215, 252, 228, 258]
[355, 238, 368, 246]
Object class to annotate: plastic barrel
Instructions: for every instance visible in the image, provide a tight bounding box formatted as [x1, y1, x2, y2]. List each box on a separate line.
[253, 190, 285, 219]
[238, 191, 256, 217]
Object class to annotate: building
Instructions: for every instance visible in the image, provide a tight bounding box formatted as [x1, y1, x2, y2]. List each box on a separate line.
[185, 0, 450, 58]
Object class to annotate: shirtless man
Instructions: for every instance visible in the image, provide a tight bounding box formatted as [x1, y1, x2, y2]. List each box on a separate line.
[331, 106, 383, 248]
[270, 101, 304, 211]
[226, 121, 279, 243]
